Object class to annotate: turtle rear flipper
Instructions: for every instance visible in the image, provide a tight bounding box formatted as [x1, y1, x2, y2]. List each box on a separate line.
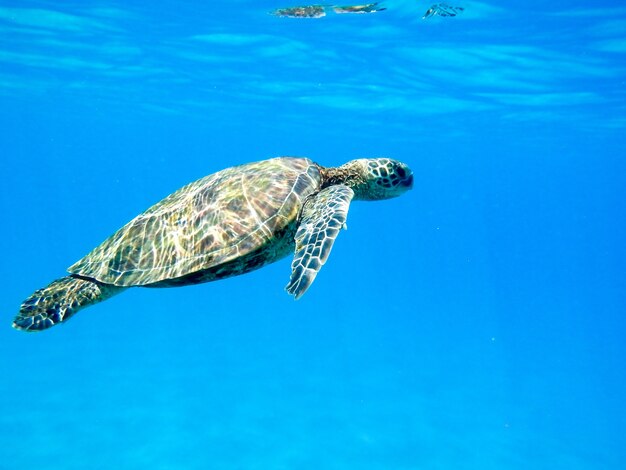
[13, 277, 122, 332]
[286, 185, 354, 299]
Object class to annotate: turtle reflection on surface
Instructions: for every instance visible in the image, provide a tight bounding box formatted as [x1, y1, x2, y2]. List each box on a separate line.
[422, 3, 465, 19]
[272, 3, 385, 18]
[333, 3, 386, 14]
[272, 5, 327, 18]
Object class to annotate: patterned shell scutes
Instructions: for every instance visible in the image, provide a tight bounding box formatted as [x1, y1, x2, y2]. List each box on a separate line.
[68, 157, 321, 286]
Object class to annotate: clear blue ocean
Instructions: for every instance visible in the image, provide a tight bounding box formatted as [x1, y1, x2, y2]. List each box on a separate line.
[1, 1, 625, 468]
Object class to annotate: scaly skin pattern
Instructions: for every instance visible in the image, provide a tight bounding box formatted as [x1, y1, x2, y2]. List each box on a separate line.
[13, 276, 123, 331]
[285, 185, 354, 299]
[69, 157, 322, 286]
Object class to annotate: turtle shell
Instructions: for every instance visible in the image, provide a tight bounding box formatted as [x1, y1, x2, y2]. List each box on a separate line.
[68, 157, 322, 287]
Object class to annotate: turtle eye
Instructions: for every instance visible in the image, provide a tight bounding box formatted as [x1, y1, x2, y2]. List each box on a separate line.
[396, 166, 407, 179]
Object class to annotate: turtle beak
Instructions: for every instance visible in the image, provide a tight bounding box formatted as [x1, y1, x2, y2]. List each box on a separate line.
[402, 172, 414, 189]
[394, 163, 413, 190]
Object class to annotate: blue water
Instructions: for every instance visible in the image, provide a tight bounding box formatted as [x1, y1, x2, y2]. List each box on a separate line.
[1, 0, 625, 468]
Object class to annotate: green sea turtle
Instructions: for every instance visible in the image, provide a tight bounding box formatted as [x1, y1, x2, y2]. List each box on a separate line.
[13, 156, 413, 332]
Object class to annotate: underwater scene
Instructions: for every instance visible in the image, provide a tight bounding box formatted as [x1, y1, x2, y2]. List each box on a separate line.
[1, 0, 625, 468]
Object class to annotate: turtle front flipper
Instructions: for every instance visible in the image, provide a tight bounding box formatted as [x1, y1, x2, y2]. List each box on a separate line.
[286, 184, 354, 299]
[13, 276, 123, 332]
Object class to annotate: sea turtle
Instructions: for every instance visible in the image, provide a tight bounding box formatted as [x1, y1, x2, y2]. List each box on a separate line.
[13, 156, 413, 332]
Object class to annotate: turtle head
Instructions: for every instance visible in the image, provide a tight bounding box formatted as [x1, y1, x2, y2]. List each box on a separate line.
[348, 158, 413, 200]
